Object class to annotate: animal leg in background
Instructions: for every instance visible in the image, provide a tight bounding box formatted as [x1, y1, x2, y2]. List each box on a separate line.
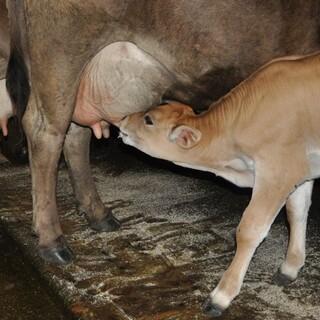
[63, 122, 120, 231]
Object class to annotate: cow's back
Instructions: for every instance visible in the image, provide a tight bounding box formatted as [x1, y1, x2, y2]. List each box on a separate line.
[10, 0, 320, 110]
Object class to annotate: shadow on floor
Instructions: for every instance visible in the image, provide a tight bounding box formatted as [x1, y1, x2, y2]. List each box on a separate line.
[0, 225, 72, 320]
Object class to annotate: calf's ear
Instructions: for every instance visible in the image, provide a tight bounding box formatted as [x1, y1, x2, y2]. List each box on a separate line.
[169, 125, 202, 149]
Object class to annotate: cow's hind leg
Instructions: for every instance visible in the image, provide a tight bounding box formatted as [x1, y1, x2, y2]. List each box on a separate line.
[63, 123, 120, 231]
[24, 91, 73, 265]
[274, 180, 313, 285]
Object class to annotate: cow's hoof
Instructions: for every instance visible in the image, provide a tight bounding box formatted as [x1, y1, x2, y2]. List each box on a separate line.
[39, 236, 73, 265]
[273, 269, 295, 287]
[90, 212, 121, 232]
[202, 298, 224, 317]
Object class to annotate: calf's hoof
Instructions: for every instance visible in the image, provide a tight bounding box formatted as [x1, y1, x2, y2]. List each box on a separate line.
[273, 269, 295, 287]
[202, 298, 224, 317]
[90, 212, 121, 232]
[39, 236, 73, 265]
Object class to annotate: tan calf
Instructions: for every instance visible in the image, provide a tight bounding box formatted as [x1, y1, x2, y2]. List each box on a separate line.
[119, 52, 320, 316]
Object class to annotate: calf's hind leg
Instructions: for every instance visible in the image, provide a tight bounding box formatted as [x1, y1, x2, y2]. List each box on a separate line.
[63, 123, 120, 231]
[275, 180, 313, 285]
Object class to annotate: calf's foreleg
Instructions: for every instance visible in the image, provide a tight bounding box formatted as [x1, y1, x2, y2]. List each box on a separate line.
[203, 165, 303, 316]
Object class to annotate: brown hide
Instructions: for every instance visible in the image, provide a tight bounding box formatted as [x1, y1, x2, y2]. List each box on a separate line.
[13, 0, 320, 111]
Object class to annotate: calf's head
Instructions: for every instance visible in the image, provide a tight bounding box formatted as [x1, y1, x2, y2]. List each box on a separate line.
[119, 102, 202, 162]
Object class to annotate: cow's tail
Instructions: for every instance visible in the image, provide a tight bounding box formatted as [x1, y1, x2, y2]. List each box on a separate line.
[5, 0, 30, 124]
[1, 0, 30, 164]
[6, 47, 30, 122]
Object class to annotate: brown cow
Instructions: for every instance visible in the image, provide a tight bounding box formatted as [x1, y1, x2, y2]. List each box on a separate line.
[5, 0, 320, 273]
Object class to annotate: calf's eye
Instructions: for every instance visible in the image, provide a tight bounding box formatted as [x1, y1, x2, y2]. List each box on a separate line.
[144, 115, 154, 126]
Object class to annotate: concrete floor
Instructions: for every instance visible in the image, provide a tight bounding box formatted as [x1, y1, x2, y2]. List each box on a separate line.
[0, 137, 319, 320]
[0, 225, 71, 320]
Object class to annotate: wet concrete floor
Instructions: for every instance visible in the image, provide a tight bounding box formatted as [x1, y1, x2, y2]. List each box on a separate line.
[0, 225, 72, 320]
[0, 137, 319, 319]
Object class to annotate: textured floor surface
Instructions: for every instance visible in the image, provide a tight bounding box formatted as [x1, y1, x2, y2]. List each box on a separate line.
[0, 225, 72, 320]
[0, 138, 319, 320]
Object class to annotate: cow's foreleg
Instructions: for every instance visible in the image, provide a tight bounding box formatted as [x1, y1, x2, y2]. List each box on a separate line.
[63, 122, 120, 231]
[275, 180, 313, 285]
[23, 91, 73, 265]
[203, 166, 301, 316]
